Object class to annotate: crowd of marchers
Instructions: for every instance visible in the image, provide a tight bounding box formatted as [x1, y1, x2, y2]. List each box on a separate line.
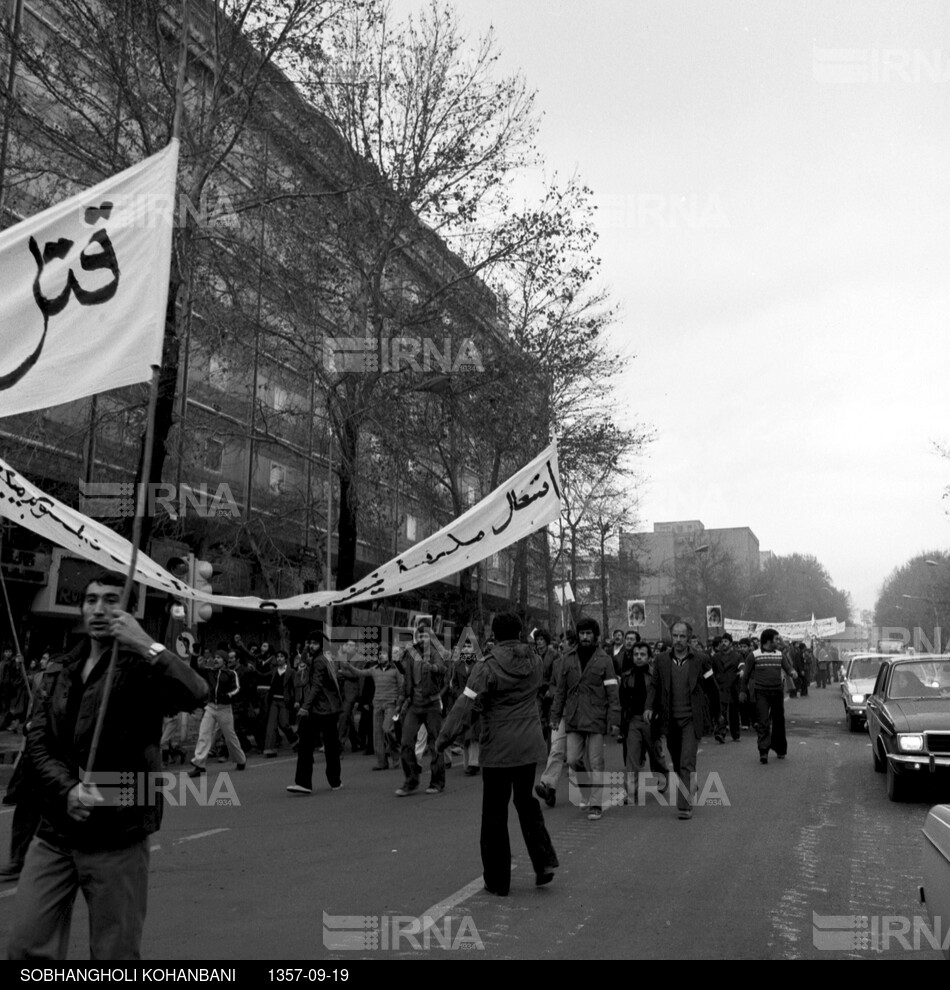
[0, 584, 850, 958]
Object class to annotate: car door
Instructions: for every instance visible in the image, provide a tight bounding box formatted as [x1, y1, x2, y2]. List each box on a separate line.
[865, 663, 890, 753]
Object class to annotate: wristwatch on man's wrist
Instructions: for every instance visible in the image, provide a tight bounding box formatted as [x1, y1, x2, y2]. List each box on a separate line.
[146, 642, 165, 661]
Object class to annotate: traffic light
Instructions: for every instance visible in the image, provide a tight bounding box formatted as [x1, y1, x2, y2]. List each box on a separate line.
[178, 554, 215, 627]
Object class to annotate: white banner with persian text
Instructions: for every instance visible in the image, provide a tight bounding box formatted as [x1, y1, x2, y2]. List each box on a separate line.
[0, 442, 562, 612]
[0, 141, 178, 416]
[724, 616, 847, 639]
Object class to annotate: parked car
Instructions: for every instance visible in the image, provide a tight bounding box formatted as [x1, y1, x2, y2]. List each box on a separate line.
[865, 655, 950, 801]
[920, 804, 950, 960]
[841, 654, 889, 732]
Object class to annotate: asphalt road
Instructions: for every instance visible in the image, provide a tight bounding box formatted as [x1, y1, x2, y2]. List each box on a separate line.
[0, 686, 946, 960]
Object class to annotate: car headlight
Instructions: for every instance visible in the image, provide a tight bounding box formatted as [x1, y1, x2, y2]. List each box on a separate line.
[850, 693, 865, 704]
[897, 733, 924, 753]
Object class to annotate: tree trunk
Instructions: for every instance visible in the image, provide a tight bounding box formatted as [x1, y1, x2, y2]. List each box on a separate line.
[335, 416, 360, 593]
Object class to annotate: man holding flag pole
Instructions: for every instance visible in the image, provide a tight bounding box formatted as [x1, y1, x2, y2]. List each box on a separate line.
[2, 0, 189, 957]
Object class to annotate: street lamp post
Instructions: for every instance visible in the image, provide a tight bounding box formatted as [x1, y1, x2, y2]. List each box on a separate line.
[925, 560, 941, 653]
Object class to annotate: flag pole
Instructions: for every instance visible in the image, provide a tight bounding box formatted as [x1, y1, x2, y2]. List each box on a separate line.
[0, 525, 31, 704]
[83, 365, 161, 783]
[83, 2, 186, 786]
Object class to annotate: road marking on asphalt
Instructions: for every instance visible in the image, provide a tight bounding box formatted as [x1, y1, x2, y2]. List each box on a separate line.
[416, 866, 520, 938]
[0, 887, 16, 900]
[174, 828, 230, 844]
[247, 757, 296, 769]
[0, 807, 13, 815]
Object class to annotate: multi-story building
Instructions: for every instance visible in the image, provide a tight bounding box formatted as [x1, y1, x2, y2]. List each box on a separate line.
[0, 0, 548, 655]
[619, 521, 765, 640]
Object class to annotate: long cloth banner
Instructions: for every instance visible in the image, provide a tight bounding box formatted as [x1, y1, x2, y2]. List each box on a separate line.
[0, 442, 562, 612]
[724, 616, 847, 639]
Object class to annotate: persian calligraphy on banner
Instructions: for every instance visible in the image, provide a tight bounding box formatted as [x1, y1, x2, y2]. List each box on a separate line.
[724, 616, 846, 639]
[0, 141, 179, 416]
[0, 442, 562, 612]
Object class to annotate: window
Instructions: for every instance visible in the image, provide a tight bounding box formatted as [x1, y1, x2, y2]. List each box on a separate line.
[208, 354, 230, 388]
[204, 439, 224, 474]
[269, 461, 287, 495]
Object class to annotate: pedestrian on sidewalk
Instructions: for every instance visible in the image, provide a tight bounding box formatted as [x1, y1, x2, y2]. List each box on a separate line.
[437, 612, 558, 895]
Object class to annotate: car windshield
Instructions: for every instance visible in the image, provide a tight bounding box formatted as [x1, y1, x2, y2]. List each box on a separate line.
[849, 658, 883, 681]
[887, 660, 950, 699]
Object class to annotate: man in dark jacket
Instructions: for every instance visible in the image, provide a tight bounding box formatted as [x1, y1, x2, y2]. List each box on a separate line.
[619, 638, 657, 803]
[395, 620, 449, 796]
[7, 570, 208, 960]
[437, 612, 558, 895]
[647, 620, 721, 820]
[188, 651, 246, 776]
[287, 634, 343, 794]
[713, 633, 743, 742]
[262, 650, 297, 757]
[550, 616, 621, 822]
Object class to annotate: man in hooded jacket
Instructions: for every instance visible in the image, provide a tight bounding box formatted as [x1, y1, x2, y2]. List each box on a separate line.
[437, 612, 558, 896]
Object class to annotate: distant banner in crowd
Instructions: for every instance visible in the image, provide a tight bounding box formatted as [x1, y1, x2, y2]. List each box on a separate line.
[626, 599, 646, 628]
[0, 141, 179, 416]
[724, 615, 847, 639]
[0, 442, 562, 612]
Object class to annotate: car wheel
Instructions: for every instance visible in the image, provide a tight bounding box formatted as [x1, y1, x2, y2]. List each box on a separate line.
[872, 740, 885, 773]
[885, 759, 909, 801]
[848, 712, 862, 733]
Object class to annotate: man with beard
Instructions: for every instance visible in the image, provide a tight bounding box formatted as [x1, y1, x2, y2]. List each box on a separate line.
[550, 616, 621, 821]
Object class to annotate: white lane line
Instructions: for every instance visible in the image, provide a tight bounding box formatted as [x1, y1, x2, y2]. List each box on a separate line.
[0, 807, 13, 815]
[418, 866, 520, 935]
[0, 887, 16, 900]
[174, 828, 230, 844]
[247, 757, 296, 769]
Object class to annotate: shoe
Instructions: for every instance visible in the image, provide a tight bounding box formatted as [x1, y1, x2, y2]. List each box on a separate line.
[372, 765, 389, 771]
[464, 766, 480, 776]
[188, 765, 205, 778]
[395, 785, 418, 796]
[535, 783, 556, 808]
[330, 784, 343, 791]
[264, 752, 277, 758]
[777, 754, 786, 760]
[715, 735, 725, 744]
[217, 756, 227, 764]
[678, 809, 693, 820]
[579, 801, 589, 810]
[286, 784, 312, 794]
[483, 884, 508, 896]
[759, 754, 768, 764]
[236, 763, 246, 771]
[587, 808, 603, 821]
[535, 871, 555, 887]
[425, 785, 443, 794]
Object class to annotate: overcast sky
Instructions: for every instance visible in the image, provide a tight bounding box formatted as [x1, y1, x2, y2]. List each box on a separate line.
[393, 0, 950, 615]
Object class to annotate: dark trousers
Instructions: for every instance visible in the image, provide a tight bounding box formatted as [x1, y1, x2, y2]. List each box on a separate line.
[338, 698, 360, 752]
[665, 718, 699, 812]
[722, 695, 741, 740]
[399, 707, 445, 791]
[5, 755, 41, 871]
[263, 698, 297, 753]
[295, 712, 342, 789]
[481, 765, 557, 895]
[755, 689, 787, 756]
